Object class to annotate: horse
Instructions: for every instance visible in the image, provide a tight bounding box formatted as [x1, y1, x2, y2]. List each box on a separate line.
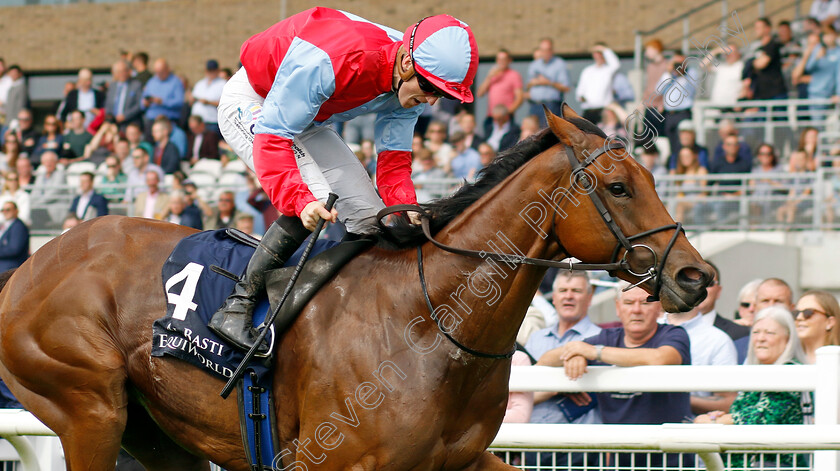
[0, 105, 712, 471]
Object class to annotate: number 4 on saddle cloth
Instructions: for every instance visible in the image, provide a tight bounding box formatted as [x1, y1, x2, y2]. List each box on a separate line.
[151, 228, 372, 469]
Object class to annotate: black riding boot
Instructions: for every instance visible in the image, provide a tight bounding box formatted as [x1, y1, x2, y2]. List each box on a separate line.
[208, 217, 308, 354]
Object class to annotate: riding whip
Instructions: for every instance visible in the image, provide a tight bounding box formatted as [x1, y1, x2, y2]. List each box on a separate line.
[221, 192, 339, 398]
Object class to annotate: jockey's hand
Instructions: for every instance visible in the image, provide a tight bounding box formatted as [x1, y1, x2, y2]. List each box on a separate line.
[301, 200, 338, 231]
[408, 210, 423, 225]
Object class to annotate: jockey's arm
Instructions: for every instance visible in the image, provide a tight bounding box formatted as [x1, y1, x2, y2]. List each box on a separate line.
[252, 48, 336, 220]
[373, 106, 423, 207]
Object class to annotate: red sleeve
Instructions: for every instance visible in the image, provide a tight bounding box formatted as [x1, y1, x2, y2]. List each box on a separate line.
[375, 150, 417, 207]
[252, 133, 317, 217]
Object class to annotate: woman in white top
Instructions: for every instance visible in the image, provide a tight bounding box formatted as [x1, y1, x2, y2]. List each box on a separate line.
[0, 171, 30, 226]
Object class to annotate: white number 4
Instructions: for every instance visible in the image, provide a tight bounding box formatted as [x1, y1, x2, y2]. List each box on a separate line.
[165, 262, 205, 321]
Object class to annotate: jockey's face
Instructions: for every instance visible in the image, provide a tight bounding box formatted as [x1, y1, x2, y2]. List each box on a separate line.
[398, 75, 441, 109]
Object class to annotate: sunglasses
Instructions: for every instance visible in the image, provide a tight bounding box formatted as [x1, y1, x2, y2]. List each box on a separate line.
[792, 308, 830, 319]
[415, 74, 450, 98]
[740, 302, 752, 308]
[1, 208, 14, 213]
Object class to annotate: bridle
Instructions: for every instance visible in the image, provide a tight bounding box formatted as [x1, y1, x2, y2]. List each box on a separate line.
[378, 140, 684, 359]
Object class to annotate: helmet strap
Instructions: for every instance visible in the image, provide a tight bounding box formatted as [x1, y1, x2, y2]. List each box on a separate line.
[393, 47, 415, 94]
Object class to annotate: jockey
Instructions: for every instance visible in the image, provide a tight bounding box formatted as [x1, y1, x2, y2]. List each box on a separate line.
[209, 7, 479, 353]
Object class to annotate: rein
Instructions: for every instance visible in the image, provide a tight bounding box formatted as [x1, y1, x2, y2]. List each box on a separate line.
[376, 140, 685, 359]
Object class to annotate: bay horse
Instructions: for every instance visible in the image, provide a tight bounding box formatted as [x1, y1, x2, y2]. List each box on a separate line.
[0, 105, 711, 471]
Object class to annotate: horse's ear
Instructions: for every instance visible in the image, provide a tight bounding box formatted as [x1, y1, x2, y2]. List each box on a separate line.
[546, 108, 586, 148]
[560, 102, 583, 120]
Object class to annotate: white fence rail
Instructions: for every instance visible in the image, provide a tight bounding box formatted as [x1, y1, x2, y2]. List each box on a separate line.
[0, 347, 838, 470]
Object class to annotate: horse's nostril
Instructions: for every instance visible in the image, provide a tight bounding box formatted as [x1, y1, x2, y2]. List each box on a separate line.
[676, 266, 707, 288]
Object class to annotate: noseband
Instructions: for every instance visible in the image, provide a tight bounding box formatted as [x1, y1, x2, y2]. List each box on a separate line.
[378, 141, 684, 359]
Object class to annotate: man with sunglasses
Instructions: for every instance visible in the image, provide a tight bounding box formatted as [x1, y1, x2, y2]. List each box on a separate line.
[211, 7, 479, 352]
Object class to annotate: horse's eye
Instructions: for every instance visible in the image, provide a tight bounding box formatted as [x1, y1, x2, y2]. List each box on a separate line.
[609, 183, 627, 197]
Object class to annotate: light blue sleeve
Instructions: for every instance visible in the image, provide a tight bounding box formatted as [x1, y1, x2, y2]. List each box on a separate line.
[805, 46, 822, 73]
[254, 37, 337, 139]
[374, 101, 423, 152]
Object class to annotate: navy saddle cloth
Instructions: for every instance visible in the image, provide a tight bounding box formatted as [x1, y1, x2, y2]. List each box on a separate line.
[151, 229, 343, 382]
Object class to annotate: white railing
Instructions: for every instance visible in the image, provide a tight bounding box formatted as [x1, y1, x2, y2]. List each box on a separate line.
[0, 348, 837, 470]
[494, 346, 840, 471]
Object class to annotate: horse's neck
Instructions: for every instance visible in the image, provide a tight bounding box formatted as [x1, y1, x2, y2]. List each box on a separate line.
[422, 154, 564, 355]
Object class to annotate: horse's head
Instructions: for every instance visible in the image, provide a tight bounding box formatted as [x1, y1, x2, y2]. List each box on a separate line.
[544, 104, 711, 312]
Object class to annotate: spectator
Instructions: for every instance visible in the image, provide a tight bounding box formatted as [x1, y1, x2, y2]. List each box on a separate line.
[777, 150, 814, 224]
[659, 57, 699, 163]
[125, 146, 164, 201]
[155, 115, 187, 159]
[527, 271, 602, 425]
[246, 177, 279, 235]
[424, 120, 454, 170]
[699, 262, 751, 363]
[778, 20, 803, 94]
[526, 38, 570, 126]
[639, 145, 666, 181]
[97, 155, 127, 202]
[448, 131, 481, 180]
[597, 104, 628, 141]
[477, 142, 496, 168]
[810, 0, 840, 30]
[612, 72, 635, 107]
[30, 151, 67, 225]
[81, 121, 119, 166]
[795, 25, 840, 119]
[665, 304, 738, 415]
[0, 201, 29, 272]
[547, 284, 691, 470]
[669, 120, 709, 171]
[357, 139, 376, 177]
[754, 277, 795, 312]
[575, 43, 621, 124]
[798, 126, 820, 169]
[709, 45, 746, 107]
[164, 190, 202, 230]
[104, 60, 143, 132]
[0, 59, 9, 120]
[503, 349, 535, 424]
[794, 290, 840, 364]
[709, 133, 753, 224]
[0, 132, 20, 173]
[0, 172, 30, 226]
[151, 119, 181, 174]
[54, 81, 75, 125]
[484, 104, 520, 153]
[190, 59, 225, 136]
[134, 170, 170, 220]
[454, 112, 483, 150]
[642, 39, 670, 137]
[60, 68, 105, 123]
[672, 146, 708, 223]
[15, 158, 34, 188]
[343, 114, 376, 148]
[2, 66, 26, 128]
[411, 148, 447, 203]
[61, 110, 93, 161]
[68, 171, 108, 221]
[15, 109, 40, 159]
[695, 306, 807, 469]
[749, 18, 788, 100]
[518, 115, 540, 141]
[31, 115, 64, 168]
[234, 213, 258, 238]
[186, 115, 220, 164]
[131, 52, 152, 86]
[204, 190, 240, 230]
[477, 49, 524, 126]
[751, 143, 784, 220]
[61, 214, 80, 233]
[141, 58, 185, 138]
[710, 120, 750, 168]
[735, 279, 763, 326]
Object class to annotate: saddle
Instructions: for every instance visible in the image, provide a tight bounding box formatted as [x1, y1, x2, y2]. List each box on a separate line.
[152, 228, 373, 470]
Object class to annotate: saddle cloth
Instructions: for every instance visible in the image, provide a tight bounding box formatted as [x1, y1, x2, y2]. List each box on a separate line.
[151, 229, 339, 381]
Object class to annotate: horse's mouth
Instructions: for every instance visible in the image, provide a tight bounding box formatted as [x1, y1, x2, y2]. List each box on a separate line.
[658, 279, 707, 313]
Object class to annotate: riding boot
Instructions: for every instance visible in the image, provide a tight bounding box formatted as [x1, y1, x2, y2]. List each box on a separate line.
[208, 217, 309, 354]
